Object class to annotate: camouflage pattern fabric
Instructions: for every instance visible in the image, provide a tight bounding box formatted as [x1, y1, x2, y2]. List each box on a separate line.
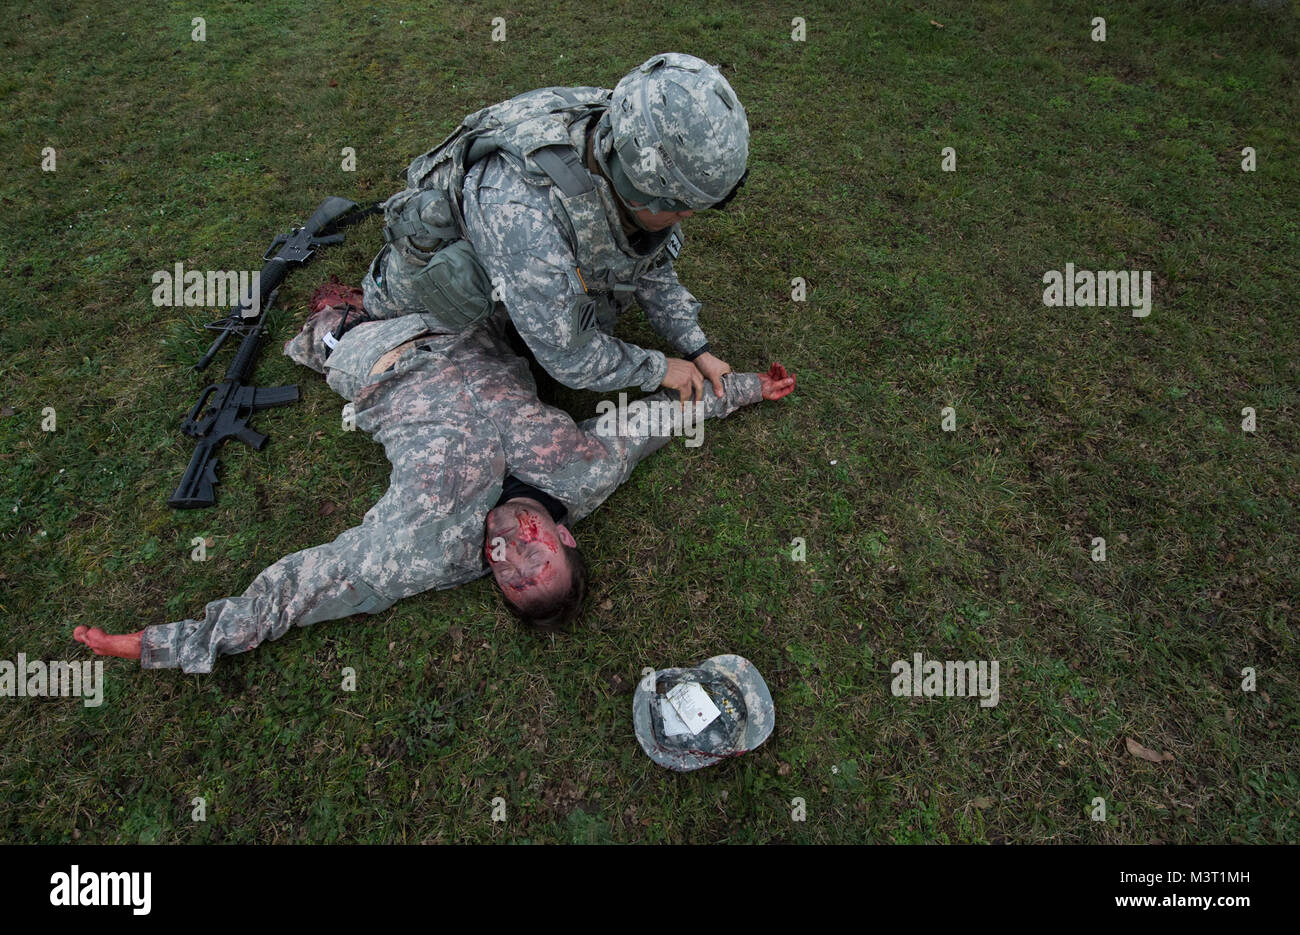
[602, 52, 750, 209]
[632, 654, 776, 772]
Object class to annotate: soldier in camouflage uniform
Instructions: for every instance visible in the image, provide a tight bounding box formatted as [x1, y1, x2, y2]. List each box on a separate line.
[354, 52, 750, 404]
[72, 301, 795, 674]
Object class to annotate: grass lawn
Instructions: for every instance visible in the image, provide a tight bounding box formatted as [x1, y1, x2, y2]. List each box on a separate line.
[0, 0, 1296, 843]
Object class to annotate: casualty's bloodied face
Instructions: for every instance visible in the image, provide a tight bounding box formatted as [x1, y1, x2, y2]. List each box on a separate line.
[483, 497, 577, 610]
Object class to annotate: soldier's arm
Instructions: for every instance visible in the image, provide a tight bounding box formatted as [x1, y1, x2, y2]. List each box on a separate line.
[464, 162, 670, 393]
[504, 372, 763, 526]
[487, 248, 670, 392]
[634, 252, 710, 358]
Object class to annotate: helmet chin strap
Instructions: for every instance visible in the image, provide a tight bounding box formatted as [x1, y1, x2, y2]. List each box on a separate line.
[591, 115, 655, 231]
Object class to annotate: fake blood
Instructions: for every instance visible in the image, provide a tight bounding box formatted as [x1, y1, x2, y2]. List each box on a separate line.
[516, 512, 542, 542]
[516, 512, 558, 553]
[309, 280, 364, 316]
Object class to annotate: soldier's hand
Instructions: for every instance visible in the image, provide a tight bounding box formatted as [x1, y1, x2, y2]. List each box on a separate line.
[693, 352, 733, 398]
[757, 362, 796, 401]
[661, 357, 705, 403]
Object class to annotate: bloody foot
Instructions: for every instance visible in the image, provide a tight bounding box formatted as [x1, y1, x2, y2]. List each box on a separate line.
[73, 626, 143, 661]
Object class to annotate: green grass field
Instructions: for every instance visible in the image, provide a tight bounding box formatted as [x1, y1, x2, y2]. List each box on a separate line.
[1, 0, 1296, 844]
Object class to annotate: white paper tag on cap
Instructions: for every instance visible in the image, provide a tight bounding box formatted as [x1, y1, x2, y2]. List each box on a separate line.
[659, 698, 694, 737]
[665, 681, 721, 735]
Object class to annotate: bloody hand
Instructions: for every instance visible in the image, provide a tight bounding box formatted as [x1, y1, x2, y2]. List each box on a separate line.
[758, 361, 796, 400]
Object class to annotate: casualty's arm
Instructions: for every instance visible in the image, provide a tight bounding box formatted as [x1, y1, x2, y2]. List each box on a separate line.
[507, 371, 770, 526]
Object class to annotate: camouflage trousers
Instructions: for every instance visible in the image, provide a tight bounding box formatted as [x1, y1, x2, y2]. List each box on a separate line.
[140, 309, 502, 674]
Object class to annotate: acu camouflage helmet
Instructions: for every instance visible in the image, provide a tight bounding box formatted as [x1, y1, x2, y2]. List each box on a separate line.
[596, 52, 750, 213]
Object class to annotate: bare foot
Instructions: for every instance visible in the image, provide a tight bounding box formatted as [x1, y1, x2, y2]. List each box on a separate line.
[73, 626, 143, 661]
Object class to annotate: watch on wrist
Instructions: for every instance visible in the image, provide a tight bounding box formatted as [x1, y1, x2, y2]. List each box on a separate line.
[683, 344, 710, 362]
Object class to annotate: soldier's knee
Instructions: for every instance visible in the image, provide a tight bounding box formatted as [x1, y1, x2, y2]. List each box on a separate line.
[298, 577, 394, 627]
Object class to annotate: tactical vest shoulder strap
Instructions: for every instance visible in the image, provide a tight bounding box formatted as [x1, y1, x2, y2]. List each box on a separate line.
[530, 145, 595, 197]
[463, 93, 605, 182]
[388, 92, 618, 267]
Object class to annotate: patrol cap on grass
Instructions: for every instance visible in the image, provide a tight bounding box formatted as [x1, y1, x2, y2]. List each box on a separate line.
[632, 653, 774, 772]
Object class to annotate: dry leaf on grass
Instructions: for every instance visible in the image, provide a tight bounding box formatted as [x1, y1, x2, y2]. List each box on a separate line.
[1126, 737, 1174, 762]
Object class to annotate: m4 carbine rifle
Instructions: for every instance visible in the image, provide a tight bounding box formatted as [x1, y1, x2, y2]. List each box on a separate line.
[168, 196, 373, 509]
